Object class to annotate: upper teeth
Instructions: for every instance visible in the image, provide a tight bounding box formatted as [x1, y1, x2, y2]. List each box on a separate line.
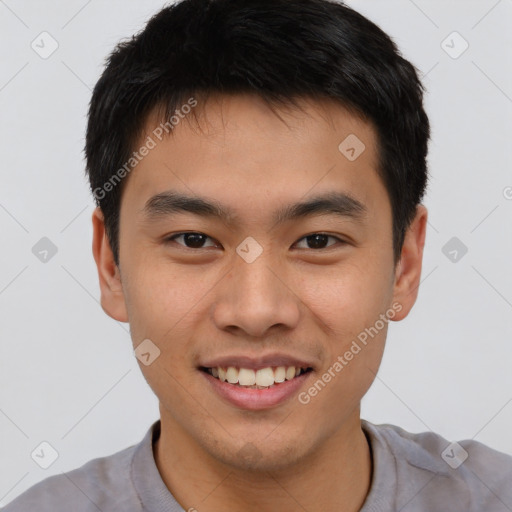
[209, 366, 306, 387]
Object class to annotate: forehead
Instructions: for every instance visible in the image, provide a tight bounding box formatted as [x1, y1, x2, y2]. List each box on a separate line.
[122, 93, 388, 225]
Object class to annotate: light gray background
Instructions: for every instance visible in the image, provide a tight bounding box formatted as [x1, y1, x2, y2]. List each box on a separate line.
[1, 0, 511, 506]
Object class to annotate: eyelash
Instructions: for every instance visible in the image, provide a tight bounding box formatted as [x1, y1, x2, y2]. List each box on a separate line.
[164, 232, 347, 251]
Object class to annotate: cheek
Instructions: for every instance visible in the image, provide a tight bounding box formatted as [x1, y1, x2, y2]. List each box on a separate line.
[297, 259, 393, 340]
[122, 258, 213, 346]
[296, 259, 391, 401]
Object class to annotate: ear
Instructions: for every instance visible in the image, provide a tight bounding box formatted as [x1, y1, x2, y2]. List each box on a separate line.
[390, 205, 428, 321]
[91, 207, 129, 323]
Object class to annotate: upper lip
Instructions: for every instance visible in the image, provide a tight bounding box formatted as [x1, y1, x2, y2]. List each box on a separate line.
[199, 353, 315, 371]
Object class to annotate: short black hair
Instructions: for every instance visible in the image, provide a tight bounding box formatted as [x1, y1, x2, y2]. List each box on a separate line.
[85, 0, 430, 267]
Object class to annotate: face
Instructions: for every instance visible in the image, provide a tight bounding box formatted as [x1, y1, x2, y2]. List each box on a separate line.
[92, 93, 426, 471]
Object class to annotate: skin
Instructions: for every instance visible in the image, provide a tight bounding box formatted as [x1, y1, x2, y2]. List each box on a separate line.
[92, 93, 427, 512]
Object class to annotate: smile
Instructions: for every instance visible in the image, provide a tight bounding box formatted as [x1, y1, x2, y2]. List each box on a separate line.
[200, 365, 314, 410]
[201, 366, 313, 389]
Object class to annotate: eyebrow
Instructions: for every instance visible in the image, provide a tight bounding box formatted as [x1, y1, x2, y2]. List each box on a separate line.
[142, 190, 368, 227]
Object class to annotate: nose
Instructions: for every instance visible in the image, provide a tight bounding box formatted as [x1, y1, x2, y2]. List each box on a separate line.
[211, 252, 301, 338]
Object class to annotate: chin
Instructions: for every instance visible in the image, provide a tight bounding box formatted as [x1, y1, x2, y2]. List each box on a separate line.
[209, 436, 309, 473]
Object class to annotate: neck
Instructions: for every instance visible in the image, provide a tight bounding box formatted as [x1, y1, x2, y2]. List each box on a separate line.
[154, 407, 372, 512]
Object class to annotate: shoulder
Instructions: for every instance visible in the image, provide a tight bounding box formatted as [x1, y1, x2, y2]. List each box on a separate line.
[363, 420, 512, 512]
[2, 443, 141, 512]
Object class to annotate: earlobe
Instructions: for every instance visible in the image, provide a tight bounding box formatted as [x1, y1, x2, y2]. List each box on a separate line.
[390, 205, 428, 322]
[91, 207, 129, 322]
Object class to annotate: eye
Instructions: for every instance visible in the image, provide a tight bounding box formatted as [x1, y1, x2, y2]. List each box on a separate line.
[294, 233, 345, 250]
[164, 232, 346, 251]
[165, 232, 219, 249]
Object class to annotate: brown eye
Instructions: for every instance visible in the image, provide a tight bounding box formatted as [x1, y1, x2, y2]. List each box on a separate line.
[166, 232, 217, 249]
[294, 233, 344, 250]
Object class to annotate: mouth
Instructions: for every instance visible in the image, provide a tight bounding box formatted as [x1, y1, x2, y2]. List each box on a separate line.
[199, 365, 313, 389]
[198, 354, 316, 410]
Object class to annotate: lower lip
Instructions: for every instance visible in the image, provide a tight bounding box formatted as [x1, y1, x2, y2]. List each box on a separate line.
[200, 370, 312, 410]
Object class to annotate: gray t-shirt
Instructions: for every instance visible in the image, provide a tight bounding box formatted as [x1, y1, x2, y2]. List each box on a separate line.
[3, 419, 512, 511]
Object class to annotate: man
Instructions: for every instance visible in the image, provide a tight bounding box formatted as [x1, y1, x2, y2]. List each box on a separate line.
[4, 0, 512, 511]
